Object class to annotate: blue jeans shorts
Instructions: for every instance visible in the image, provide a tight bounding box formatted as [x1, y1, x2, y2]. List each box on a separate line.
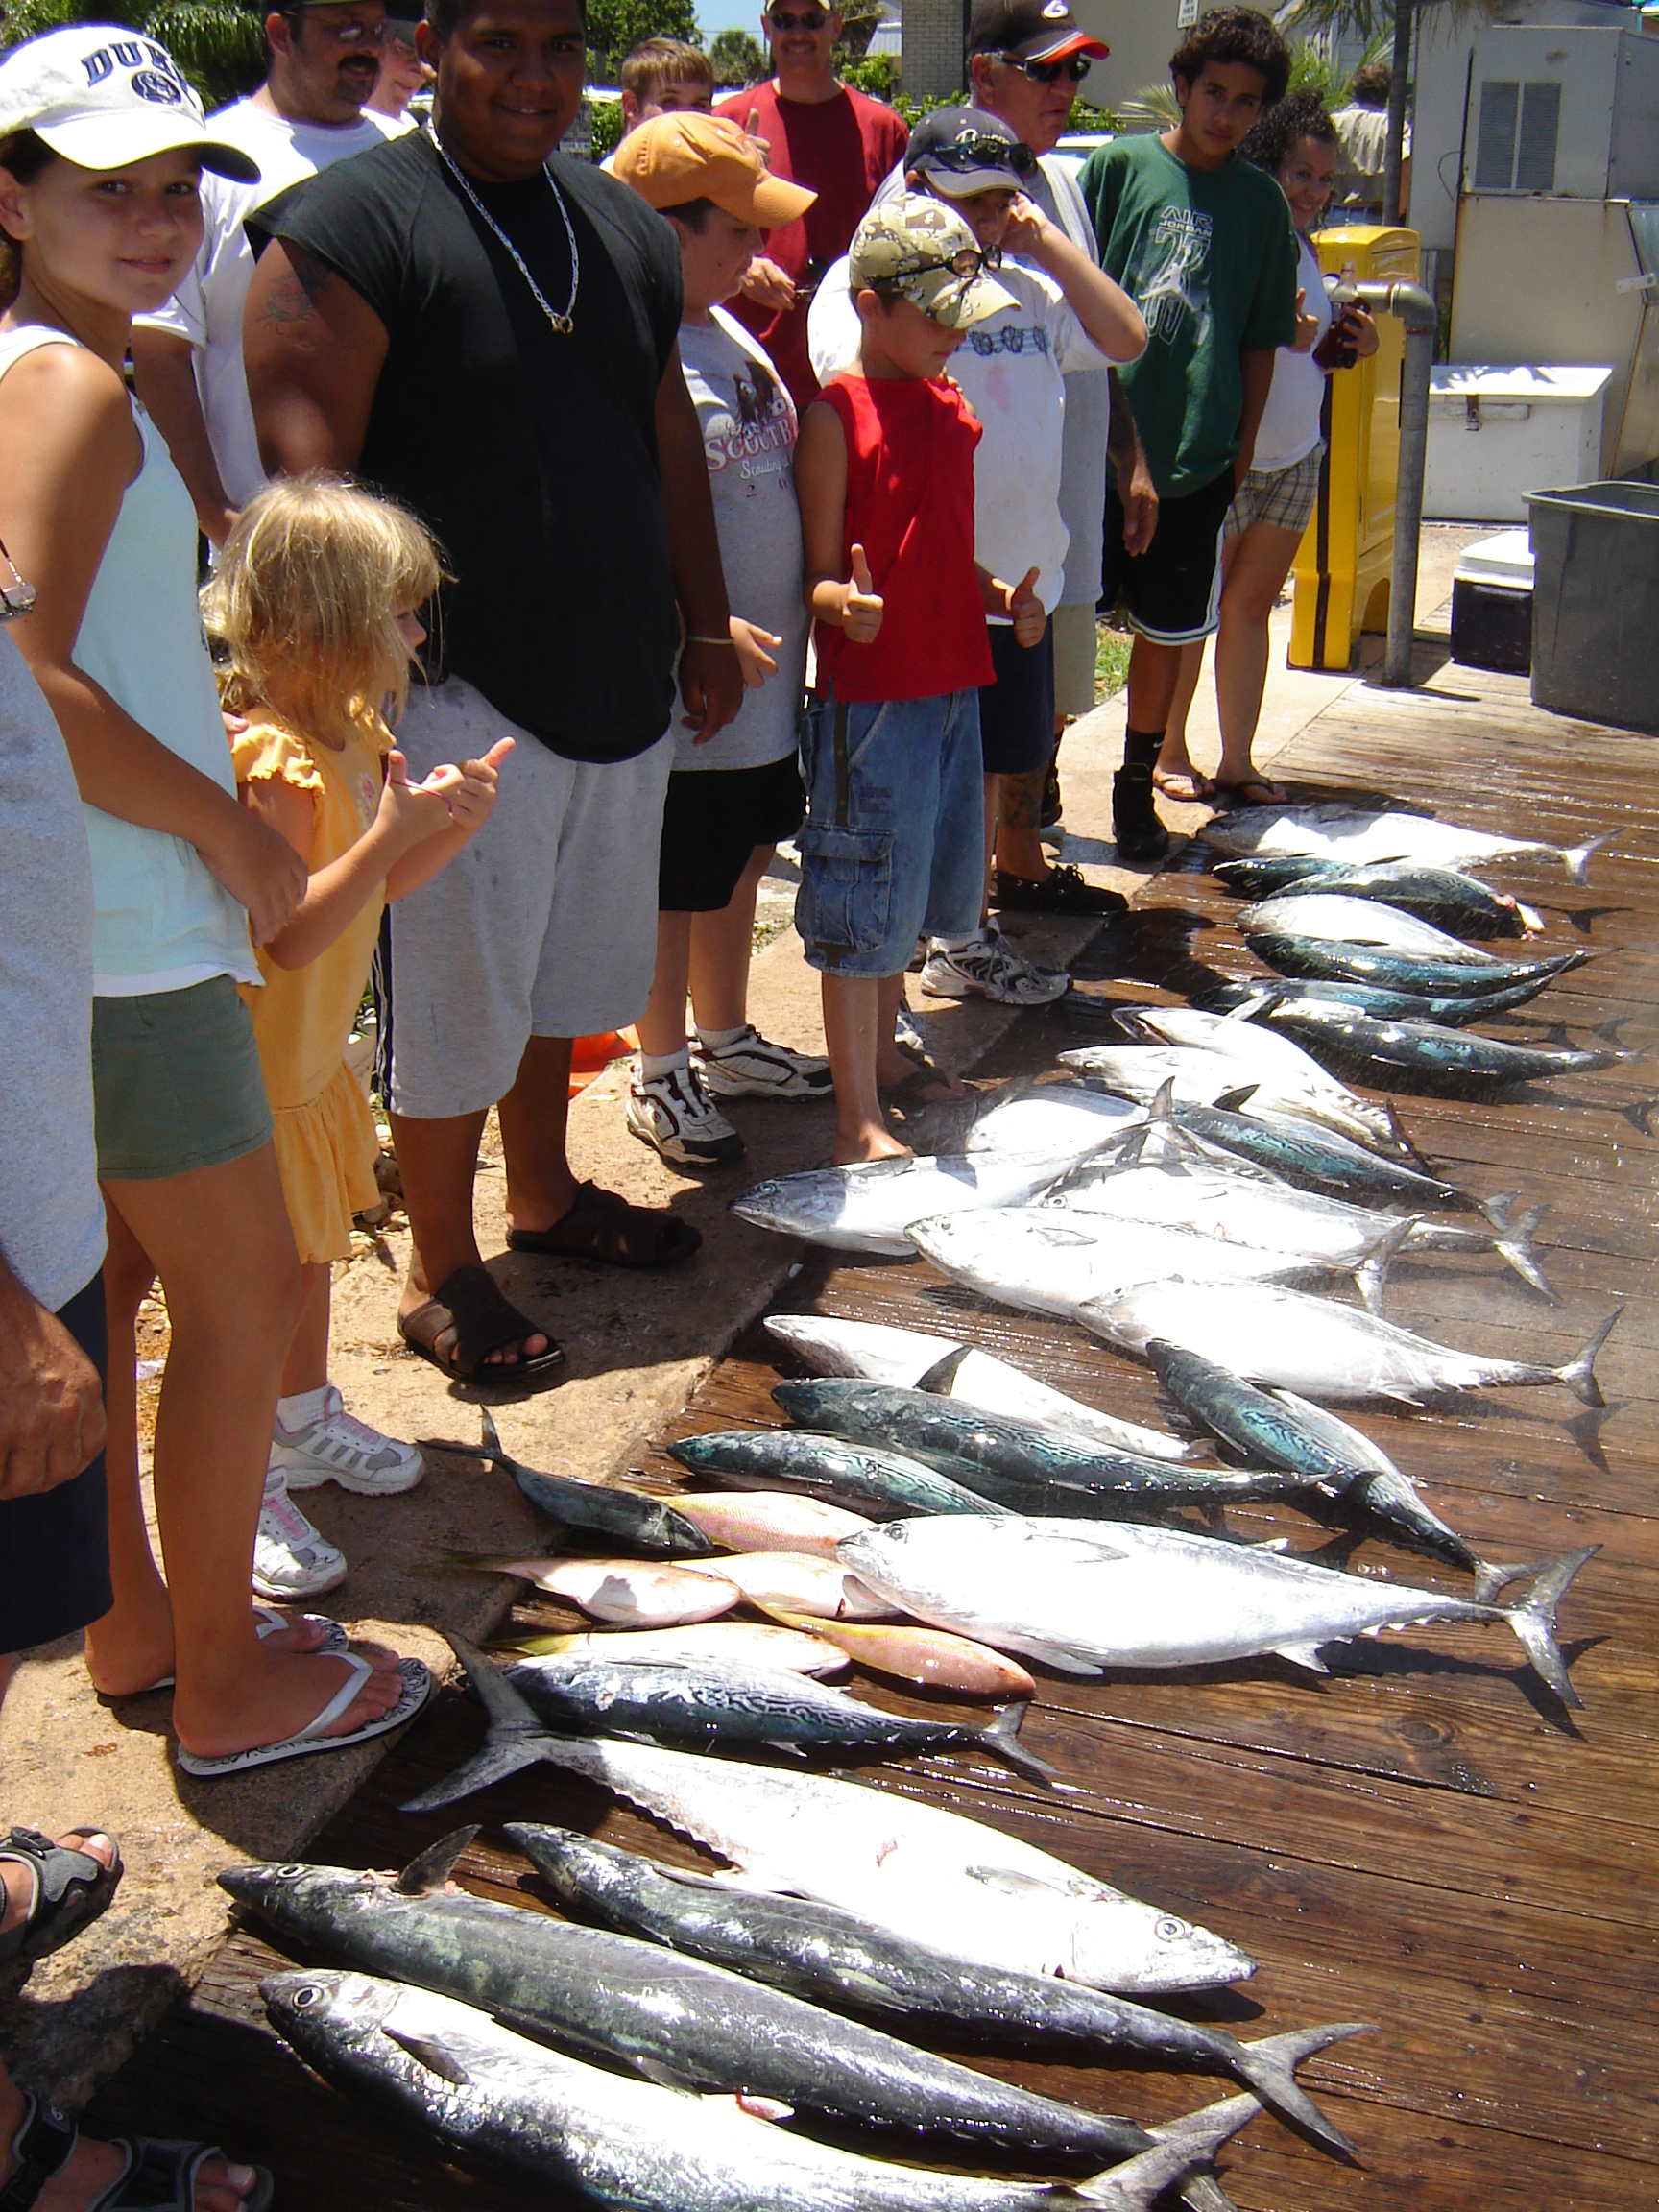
[795, 686, 985, 977]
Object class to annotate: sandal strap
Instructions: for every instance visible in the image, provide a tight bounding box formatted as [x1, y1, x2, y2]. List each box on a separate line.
[0, 2095, 78, 2212]
[0, 1828, 111, 1962]
[86, 2138, 220, 2212]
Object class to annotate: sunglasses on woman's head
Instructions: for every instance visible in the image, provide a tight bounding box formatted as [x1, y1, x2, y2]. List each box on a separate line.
[997, 50, 1092, 84]
[926, 135, 1038, 178]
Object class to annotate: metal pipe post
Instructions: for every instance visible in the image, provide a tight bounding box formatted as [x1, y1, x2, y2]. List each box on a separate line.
[1354, 278, 1437, 687]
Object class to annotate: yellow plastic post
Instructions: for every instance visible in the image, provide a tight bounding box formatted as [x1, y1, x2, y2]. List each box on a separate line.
[1289, 225, 1422, 671]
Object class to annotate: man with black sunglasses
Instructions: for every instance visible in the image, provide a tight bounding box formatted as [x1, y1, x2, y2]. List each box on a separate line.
[132, 0, 407, 550]
[714, 0, 907, 406]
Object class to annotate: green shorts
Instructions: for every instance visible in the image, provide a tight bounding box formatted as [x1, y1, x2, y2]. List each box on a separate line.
[92, 974, 273, 1182]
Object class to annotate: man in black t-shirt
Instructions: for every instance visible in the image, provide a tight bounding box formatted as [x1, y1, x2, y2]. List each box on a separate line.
[245, 0, 744, 1383]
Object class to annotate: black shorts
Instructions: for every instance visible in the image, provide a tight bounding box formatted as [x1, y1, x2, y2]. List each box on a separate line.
[978, 621, 1056, 776]
[0, 1272, 111, 1657]
[658, 751, 806, 913]
[1100, 466, 1235, 647]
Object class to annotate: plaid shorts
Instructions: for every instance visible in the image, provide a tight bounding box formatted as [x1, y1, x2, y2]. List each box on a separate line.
[1226, 444, 1324, 539]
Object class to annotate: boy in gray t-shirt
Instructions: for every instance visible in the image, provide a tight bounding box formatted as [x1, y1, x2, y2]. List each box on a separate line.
[612, 110, 836, 1168]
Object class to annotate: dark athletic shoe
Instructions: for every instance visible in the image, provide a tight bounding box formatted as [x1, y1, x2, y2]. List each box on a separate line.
[993, 864, 1127, 916]
[1112, 766, 1171, 863]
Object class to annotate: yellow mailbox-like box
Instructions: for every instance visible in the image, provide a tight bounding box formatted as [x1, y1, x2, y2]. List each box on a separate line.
[1289, 225, 1421, 671]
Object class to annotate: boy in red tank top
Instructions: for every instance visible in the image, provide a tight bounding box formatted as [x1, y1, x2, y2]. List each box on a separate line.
[793, 196, 1046, 1164]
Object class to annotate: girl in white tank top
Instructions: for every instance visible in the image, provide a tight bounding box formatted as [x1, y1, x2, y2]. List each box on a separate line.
[0, 29, 427, 1818]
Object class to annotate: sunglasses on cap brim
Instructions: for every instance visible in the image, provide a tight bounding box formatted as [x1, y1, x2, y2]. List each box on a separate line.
[994, 50, 1093, 83]
[923, 135, 1038, 178]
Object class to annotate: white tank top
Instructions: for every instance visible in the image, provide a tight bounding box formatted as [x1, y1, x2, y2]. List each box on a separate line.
[0, 324, 258, 995]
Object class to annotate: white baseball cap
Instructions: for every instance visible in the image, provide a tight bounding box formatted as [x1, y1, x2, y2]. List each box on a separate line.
[0, 26, 261, 181]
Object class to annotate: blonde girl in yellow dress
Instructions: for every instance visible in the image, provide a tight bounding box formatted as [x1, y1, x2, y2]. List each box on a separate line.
[207, 474, 512, 1599]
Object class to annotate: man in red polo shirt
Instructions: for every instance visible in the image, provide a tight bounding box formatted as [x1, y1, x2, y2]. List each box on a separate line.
[716, 0, 907, 405]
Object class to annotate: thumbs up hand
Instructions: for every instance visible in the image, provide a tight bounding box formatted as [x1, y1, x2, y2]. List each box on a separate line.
[841, 541, 884, 644]
[1008, 565, 1046, 648]
[744, 105, 772, 163]
[1291, 285, 1320, 353]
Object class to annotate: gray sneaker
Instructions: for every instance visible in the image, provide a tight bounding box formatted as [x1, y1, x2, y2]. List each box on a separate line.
[253, 1470, 348, 1601]
[626, 1064, 745, 1166]
[695, 1024, 832, 1100]
[919, 926, 1070, 1007]
[272, 1384, 423, 1495]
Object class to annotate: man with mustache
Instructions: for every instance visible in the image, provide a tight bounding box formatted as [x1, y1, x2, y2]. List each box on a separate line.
[132, 1, 407, 551]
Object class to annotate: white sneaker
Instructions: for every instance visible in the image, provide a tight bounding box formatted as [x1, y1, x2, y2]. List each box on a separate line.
[626, 1063, 745, 1166]
[695, 1024, 832, 1101]
[253, 1470, 348, 1601]
[894, 1002, 927, 1057]
[919, 926, 1071, 1007]
[272, 1384, 424, 1496]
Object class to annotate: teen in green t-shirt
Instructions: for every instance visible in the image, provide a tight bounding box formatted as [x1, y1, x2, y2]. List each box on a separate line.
[1079, 5, 1298, 858]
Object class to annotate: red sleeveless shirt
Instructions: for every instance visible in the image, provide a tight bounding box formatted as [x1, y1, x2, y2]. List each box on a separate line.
[812, 373, 995, 704]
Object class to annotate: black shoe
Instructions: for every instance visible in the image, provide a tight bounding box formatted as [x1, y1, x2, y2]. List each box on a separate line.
[1040, 761, 1063, 828]
[1112, 766, 1171, 863]
[993, 863, 1127, 916]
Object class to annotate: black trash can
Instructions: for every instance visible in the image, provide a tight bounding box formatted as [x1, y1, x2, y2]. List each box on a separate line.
[1527, 481, 1659, 735]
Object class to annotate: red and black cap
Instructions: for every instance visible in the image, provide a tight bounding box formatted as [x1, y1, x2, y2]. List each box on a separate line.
[967, 0, 1108, 65]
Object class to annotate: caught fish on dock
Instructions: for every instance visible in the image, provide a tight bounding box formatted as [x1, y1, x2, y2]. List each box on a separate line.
[513, 1824, 1368, 2160]
[668, 1424, 1000, 1516]
[840, 1516, 1598, 1706]
[1238, 892, 1513, 963]
[757, 1610, 1040, 1697]
[763, 1311, 1199, 1463]
[1213, 854, 1541, 935]
[1146, 1344, 1533, 1599]
[680, 1550, 893, 1619]
[1207, 970, 1570, 1022]
[1199, 800, 1612, 884]
[1078, 1278, 1619, 1409]
[437, 1552, 741, 1626]
[262, 1969, 1264, 2212]
[1255, 998, 1640, 1096]
[731, 1151, 1079, 1257]
[428, 1408, 715, 1557]
[495, 1621, 849, 1675]
[666, 1490, 874, 1558]
[404, 1636, 1258, 1993]
[1244, 932, 1584, 998]
[498, 1652, 1054, 1779]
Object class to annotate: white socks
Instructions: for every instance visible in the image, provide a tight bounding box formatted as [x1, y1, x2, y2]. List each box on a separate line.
[276, 1385, 329, 1432]
[695, 1022, 748, 1052]
[640, 1046, 691, 1085]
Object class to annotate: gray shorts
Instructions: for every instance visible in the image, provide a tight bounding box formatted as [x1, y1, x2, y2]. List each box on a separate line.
[388, 677, 674, 1120]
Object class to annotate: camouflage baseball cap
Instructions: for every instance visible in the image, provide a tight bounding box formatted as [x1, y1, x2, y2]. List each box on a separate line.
[846, 193, 1019, 330]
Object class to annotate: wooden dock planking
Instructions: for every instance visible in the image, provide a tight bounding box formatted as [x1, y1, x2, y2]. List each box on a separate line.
[77, 660, 1658, 2206]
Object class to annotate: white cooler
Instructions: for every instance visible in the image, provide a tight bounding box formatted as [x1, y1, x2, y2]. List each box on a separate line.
[1426, 366, 1615, 523]
[1451, 528, 1534, 674]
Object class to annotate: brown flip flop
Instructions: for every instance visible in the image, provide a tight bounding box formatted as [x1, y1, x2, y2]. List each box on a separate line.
[506, 1181, 702, 1269]
[1152, 765, 1215, 802]
[397, 1263, 565, 1384]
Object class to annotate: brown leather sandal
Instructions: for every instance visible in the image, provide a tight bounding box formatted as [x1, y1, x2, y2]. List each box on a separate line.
[397, 1263, 565, 1385]
[506, 1181, 702, 1269]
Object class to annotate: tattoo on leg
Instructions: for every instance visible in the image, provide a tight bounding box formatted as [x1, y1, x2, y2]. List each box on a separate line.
[1000, 767, 1047, 831]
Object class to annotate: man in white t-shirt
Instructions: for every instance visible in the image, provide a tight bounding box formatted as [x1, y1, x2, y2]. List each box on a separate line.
[132, 0, 405, 546]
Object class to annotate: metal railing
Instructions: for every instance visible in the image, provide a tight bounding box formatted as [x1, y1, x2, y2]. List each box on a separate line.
[1352, 277, 1438, 686]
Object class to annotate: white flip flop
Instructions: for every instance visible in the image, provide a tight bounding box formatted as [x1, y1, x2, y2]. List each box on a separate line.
[175, 1655, 429, 1778]
[108, 1609, 350, 1699]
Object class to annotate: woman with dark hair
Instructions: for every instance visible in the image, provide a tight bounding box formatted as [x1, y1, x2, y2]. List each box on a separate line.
[1158, 84, 1378, 804]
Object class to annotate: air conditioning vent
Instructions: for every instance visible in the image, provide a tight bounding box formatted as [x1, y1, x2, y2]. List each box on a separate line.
[1473, 75, 1562, 191]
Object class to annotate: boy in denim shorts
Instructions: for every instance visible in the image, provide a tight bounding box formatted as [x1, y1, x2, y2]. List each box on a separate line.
[793, 196, 1044, 1163]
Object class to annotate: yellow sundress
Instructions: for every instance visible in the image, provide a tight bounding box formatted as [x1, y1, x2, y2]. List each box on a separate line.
[233, 709, 389, 1265]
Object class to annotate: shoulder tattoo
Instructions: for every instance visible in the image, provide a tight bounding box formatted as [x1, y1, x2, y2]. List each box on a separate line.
[259, 243, 335, 330]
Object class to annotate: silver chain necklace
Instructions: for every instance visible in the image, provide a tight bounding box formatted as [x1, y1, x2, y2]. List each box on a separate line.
[424, 118, 579, 335]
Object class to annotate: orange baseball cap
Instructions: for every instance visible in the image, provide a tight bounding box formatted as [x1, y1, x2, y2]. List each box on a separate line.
[613, 112, 817, 227]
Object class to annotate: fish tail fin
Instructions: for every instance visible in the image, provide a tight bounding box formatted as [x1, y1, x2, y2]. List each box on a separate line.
[1074, 2093, 1260, 2208]
[1382, 1100, 1430, 1166]
[1503, 1546, 1599, 1707]
[394, 1824, 480, 1895]
[1478, 1196, 1554, 1301]
[1354, 1215, 1414, 1313]
[1233, 2023, 1371, 2163]
[979, 1699, 1058, 1785]
[446, 1631, 544, 1730]
[1472, 1559, 1536, 1606]
[398, 1634, 562, 1813]
[1564, 830, 1614, 884]
[398, 1736, 550, 1815]
[478, 1407, 505, 1463]
[1557, 1308, 1620, 1407]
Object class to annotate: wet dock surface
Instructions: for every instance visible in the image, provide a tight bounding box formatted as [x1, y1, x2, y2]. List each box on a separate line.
[83, 659, 1658, 2207]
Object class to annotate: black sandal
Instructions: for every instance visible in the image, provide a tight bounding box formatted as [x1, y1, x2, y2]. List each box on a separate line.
[0, 1828, 121, 1969]
[0, 2095, 275, 2212]
[506, 1181, 702, 1269]
[397, 1264, 565, 1386]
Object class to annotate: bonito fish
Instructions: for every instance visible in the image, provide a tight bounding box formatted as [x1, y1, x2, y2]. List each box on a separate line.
[513, 1824, 1367, 2159]
[1238, 892, 1507, 963]
[1110, 1005, 1413, 1153]
[668, 1423, 1002, 1516]
[262, 1970, 1263, 2212]
[732, 1152, 1078, 1257]
[428, 1409, 715, 1557]
[404, 1637, 1257, 1992]
[1146, 1344, 1531, 1601]
[1244, 932, 1582, 998]
[1213, 855, 1540, 935]
[1077, 1278, 1618, 1409]
[961, 1082, 1145, 1164]
[840, 1516, 1596, 1706]
[1199, 801, 1612, 883]
[763, 1311, 1197, 1464]
[1209, 970, 1568, 1022]
[1258, 998, 1637, 1096]
[909, 1203, 1402, 1316]
[497, 1652, 1054, 1779]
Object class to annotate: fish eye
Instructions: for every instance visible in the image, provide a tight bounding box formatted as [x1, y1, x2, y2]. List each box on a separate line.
[292, 1984, 323, 2009]
[1154, 1915, 1191, 1941]
[276, 1863, 306, 1880]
